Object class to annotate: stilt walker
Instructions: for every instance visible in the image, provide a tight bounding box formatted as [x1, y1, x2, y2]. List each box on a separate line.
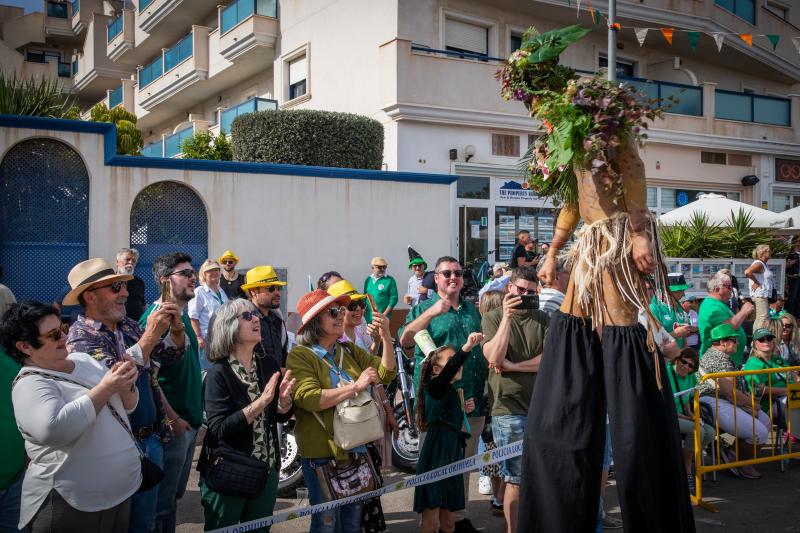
[498, 26, 696, 532]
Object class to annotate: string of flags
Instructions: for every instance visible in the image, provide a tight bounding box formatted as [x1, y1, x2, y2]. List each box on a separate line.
[565, 0, 800, 55]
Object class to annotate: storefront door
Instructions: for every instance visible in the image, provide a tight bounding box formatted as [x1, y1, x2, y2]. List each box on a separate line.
[458, 205, 489, 266]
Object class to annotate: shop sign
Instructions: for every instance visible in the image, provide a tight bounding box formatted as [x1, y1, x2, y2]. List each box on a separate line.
[776, 159, 800, 183]
[497, 179, 538, 200]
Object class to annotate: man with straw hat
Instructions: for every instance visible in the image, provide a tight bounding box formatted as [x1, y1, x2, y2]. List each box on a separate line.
[242, 265, 288, 368]
[218, 250, 245, 300]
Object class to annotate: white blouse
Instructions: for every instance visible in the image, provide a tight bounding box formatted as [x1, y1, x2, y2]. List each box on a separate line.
[12, 353, 141, 528]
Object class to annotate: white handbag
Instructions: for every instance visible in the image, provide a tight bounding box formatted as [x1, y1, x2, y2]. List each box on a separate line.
[312, 345, 384, 451]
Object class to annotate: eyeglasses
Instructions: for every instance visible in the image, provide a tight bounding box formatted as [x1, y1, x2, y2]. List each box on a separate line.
[347, 300, 366, 311]
[239, 311, 257, 321]
[756, 336, 775, 342]
[677, 359, 697, 371]
[40, 327, 64, 342]
[436, 269, 464, 278]
[372, 265, 387, 270]
[513, 284, 535, 295]
[221, 260, 235, 265]
[90, 280, 127, 293]
[328, 306, 346, 319]
[168, 269, 197, 279]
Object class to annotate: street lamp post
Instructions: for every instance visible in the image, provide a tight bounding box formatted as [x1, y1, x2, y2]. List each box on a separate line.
[607, 0, 617, 82]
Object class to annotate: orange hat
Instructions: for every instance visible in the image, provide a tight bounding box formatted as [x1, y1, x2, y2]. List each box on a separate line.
[296, 289, 351, 332]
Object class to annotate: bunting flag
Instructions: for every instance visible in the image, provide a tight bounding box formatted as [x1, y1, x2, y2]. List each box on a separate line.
[739, 34, 753, 46]
[588, 0, 596, 25]
[661, 28, 674, 45]
[687, 31, 701, 51]
[610, 22, 621, 31]
[634, 28, 648, 47]
[794, 37, 800, 55]
[767, 34, 780, 50]
[713, 33, 725, 52]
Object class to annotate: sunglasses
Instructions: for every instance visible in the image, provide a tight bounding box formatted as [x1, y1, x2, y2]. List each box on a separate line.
[784, 324, 794, 330]
[40, 327, 64, 342]
[347, 300, 366, 311]
[262, 285, 281, 293]
[677, 359, 697, 371]
[372, 265, 387, 270]
[328, 306, 346, 319]
[221, 260, 235, 265]
[239, 311, 257, 321]
[90, 280, 127, 293]
[513, 284, 535, 295]
[437, 269, 464, 278]
[168, 268, 197, 278]
[756, 336, 775, 342]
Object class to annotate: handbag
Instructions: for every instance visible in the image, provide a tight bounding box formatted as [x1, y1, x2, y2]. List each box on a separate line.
[313, 452, 380, 502]
[203, 444, 270, 499]
[13, 369, 164, 494]
[313, 346, 384, 451]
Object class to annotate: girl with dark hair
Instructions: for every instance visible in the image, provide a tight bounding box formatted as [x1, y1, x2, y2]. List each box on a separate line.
[413, 332, 483, 533]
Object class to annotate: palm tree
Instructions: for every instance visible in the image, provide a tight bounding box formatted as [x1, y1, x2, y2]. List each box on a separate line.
[90, 103, 143, 156]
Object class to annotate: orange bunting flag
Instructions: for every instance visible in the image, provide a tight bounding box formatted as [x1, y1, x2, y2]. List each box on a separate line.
[660, 28, 674, 45]
[739, 34, 753, 46]
[588, 0, 596, 24]
[610, 22, 621, 30]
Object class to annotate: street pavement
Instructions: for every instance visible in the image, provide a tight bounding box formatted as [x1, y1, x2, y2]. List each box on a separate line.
[176, 445, 800, 532]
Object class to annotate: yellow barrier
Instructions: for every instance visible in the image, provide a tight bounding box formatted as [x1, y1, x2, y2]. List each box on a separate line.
[692, 366, 800, 512]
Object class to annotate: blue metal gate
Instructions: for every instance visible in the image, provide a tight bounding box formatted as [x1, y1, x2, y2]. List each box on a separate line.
[0, 138, 89, 303]
[130, 181, 208, 303]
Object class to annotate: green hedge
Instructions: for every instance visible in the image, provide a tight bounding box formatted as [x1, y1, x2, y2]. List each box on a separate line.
[231, 109, 383, 169]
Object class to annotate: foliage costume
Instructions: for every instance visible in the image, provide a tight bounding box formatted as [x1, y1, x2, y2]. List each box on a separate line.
[498, 27, 695, 532]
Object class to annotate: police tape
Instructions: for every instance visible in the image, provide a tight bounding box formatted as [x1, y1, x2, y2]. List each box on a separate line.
[207, 439, 524, 533]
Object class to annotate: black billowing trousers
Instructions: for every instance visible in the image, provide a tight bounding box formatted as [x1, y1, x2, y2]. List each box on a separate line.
[519, 311, 695, 533]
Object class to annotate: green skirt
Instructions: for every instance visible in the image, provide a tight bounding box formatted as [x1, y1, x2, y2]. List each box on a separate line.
[413, 424, 467, 512]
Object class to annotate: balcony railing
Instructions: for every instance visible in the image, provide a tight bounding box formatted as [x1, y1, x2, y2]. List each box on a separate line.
[715, 0, 756, 25]
[109, 85, 123, 108]
[220, 97, 277, 134]
[164, 126, 194, 158]
[164, 33, 193, 72]
[71, 59, 78, 76]
[141, 139, 163, 157]
[46, 1, 68, 18]
[221, 0, 277, 34]
[715, 90, 790, 126]
[139, 0, 153, 11]
[58, 62, 71, 77]
[107, 16, 122, 41]
[620, 75, 703, 116]
[410, 44, 505, 63]
[71, 0, 79, 16]
[139, 54, 163, 88]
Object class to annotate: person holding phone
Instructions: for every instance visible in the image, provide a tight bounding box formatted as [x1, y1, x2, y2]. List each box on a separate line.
[480, 266, 549, 533]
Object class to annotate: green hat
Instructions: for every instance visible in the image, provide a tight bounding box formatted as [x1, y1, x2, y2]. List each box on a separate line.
[668, 273, 689, 292]
[752, 328, 775, 341]
[407, 246, 427, 269]
[710, 323, 738, 342]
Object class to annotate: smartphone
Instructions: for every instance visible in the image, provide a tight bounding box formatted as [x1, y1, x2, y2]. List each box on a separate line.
[519, 294, 539, 310]
[159, 280, 171, 302]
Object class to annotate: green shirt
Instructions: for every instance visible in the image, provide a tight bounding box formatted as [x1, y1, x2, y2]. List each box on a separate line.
[481, 307, 549, 416]
[650, 297, 689, 349]
[139, 305, 204, 428]
[666, 364, 697, 416]
[399, 293, 488, 418]
[743, 355, 793, 412]
[0, 348, 25, 490]
[698, 297, 746, 367]
[363, 275, 398, 321]
[287, 342, 396, 460]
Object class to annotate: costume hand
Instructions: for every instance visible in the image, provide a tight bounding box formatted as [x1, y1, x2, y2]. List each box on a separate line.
[429, 298, 452, 317]
[354, 367, 379, 392]
[537, 255, 556, 286]
[631, 234, 656, 274]
[462, 332, 484, 352]
[503, 292, 525, 318]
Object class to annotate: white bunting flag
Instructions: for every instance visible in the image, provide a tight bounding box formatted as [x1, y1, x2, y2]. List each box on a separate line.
[793, 37, 800, 55]
[713, 33, 725, 52]
[634, 28, 648, 47]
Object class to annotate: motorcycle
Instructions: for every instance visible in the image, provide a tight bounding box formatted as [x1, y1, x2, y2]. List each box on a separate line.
[387, 338, 419, 472]
[277, 418, 304, 497]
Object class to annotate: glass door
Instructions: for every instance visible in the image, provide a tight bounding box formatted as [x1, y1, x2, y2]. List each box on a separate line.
[458, 206, 489, 266]
[494, 206, 555, 263]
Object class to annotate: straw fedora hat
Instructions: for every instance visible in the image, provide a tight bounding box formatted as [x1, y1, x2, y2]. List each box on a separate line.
[63, 258, 133, 306]
[327, 279, 367, 301]
[241, 265, 287, 291]
[217, 250, 239, 264]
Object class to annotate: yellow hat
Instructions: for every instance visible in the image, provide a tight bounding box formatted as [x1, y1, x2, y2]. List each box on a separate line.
[217, 250, 239, 263]
[371, 257, 387, 267]
[327, 279, 367, 301]
[241, 265, 286, 291]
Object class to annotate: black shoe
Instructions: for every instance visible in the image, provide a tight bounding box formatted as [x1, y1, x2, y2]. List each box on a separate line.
[454, 518, 481, 533]
[490, 500, 504, 516]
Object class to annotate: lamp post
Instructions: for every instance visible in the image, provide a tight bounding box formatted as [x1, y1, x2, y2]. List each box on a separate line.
[607, 0, 617, 82]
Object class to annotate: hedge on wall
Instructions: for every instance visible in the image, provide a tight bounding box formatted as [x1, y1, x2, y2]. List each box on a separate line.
[231, 109, 384, 169]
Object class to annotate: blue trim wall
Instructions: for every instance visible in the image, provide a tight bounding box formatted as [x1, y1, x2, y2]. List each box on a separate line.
[0, 114, 459, 185]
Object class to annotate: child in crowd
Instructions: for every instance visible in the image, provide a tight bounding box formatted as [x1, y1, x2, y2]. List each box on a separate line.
[414, 331, 484, 533]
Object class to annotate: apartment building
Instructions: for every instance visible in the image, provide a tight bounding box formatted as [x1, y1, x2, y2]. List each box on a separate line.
[2, 0, 799, 265]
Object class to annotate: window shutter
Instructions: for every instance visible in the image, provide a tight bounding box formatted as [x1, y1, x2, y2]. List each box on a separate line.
[289, 56, 307, 85]
[445, 18, 487, 55]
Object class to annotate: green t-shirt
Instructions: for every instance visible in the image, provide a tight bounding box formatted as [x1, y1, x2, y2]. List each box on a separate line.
[363, 275, 399, 321]
[698, 297, 746, 367]
[139, 305, 203, 428]
[650, 297, 688, 348]
[667, 364, 697, 416]
[0, 348, 26, 489]
[481, 307, 549, 416]
[743, 355, 793, 412]
[399, 293, 487, 418]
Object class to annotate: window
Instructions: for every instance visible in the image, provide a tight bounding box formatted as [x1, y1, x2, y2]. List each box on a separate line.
[648, 186, 741, 216]
[599, 55, 635, 78]
[765, 1, 788, 20]
[727, 154, 752, 167]
[492, 134, 520, 157]
[445, 18, 488, 56]
[510, 32, 522, 54]
[457, 175, 490, 199]
[26, 50, 61, 64]
[701, 151, 727, 165]
[714, 0, 755, 24]
[288, 54, 307, 101]
[771, 192, 800, 212]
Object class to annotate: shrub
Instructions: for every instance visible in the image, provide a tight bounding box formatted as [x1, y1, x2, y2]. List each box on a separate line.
[232, 109, 383, 169]
[0, 70, 75, 118]
[90, 103, 143, 155]
[180, 130, 232, 160]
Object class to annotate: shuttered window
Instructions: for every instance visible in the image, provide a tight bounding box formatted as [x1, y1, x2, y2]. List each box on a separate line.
[445, 18, 488, 55]
[288, 55, 307, 100]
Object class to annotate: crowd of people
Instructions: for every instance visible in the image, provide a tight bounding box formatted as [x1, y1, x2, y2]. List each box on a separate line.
[0, 237, 798, 533]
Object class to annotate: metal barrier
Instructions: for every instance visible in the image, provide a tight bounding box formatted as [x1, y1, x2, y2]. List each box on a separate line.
[692, 366, 800, 511]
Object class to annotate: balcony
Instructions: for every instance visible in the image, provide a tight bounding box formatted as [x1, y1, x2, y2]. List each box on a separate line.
[72, 13, 137, 100]
[141, 138, 164, 157]
[621, 77, 703, 117]
[164, 125, 194, 157]
[109, 85, 123, 108]
[46, 2, 68, 18]
[106, 9, 134, 61]
[715, 90, 790, 126]
[220, 97, 277, 134]
[216, 0, 278, 63]
[138, 0, 218, 34]
[136, 26, 210, 110]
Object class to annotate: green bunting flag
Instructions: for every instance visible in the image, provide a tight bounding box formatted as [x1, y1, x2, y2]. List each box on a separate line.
[767, 34, 780, 50]
[687, 31, 701, 51]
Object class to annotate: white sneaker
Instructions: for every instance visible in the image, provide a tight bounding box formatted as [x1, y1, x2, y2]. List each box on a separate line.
[478, 476, 492, 495]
